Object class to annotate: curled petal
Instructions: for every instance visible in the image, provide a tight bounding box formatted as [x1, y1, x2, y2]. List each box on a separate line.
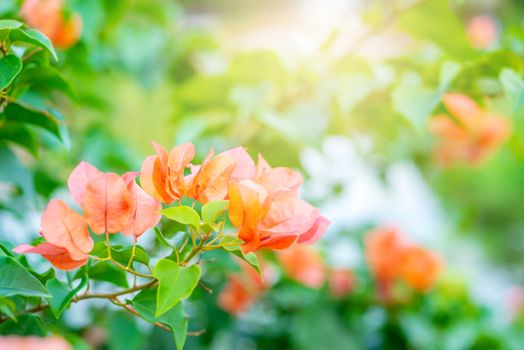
[140, 155, 162, 201]
[187, 153, 236, 204]
[14, 243, 87, 270]
[82, 173, 133, 234]
[298, 215, 330, 244]
[67, 161, 101, 204]
[40, 199, 92, 260]
[221, 147, 256, 181]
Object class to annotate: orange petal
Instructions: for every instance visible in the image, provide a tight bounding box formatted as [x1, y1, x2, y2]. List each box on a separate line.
[399, 246, 443, 292]
[67, 161, 101, 204]
[40, 199, 93, 260]
[121, 173, 162, 237]
[14, 243, 87, 270]
[193, 154, 236, 203]
[82, 173, 133, 234]
[262, 197, 318, 236]
[140, 155, 162, 201]
[166, 143, 195, 200]
[297, 215, 330, 244]
[442, 93, 483, 128]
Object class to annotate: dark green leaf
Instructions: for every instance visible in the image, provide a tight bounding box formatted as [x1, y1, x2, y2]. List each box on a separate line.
[153, 259, 200, 317]
[0, 54, 22, 90]
[162, 206, 200, 228]
[128, 288, 188, 350]
[3, 102, 61, 139]
[0, 256, 49, 298]
[10, 28, 58, 61]
[0, 123, 38, 156]
[0, 297, 16, 322]
[46, 275, 87, 318]
[201, 200, 229, 225]
[88, 261, 128, 288]
[0, 314, 46, 336]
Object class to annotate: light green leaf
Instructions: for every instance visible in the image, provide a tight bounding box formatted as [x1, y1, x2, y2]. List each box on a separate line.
[0, 256, 49, 298]
[87, 242, 150, 267]
[0, 55, 22, 90]
[10, 28, 58, 61]
[153, 259, 200, 317]
[0, 297, 16, 322]
[162, 206, 200, 228]
[500, 68, 524, 112]
[128, 288, 188, 350]
[154, 227, 175, 249]
[201, 200, 229, 225]
[220, 235, 261, 275]
[0, 19, 23, 31]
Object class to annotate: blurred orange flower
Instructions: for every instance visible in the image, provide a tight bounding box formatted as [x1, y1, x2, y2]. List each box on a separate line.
[277, 244, 326, 288]
[399, 246, 443, 292]
[429, 93, 510, 166]
[329, 268, 356, 298]
[0, 336, 71, 350]
[466, 15, 498, 49]
[14, 199, 93, 270]
[365, 227, 442, 300]
[218, 258, 268, 316]
[20, 0, 82, 49]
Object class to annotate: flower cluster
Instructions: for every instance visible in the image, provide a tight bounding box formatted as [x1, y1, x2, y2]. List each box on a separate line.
[20, 0, 82, 49]
[15, 142, 328, 269]
[14, 162, 161, 269]
[429, 93, 510, 166]
[140, 142, 329, 253]
[365, 227, 443, 302]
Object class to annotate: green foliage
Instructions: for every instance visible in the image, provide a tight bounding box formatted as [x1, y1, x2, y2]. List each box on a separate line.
[0, 256, 49, 298]
[220, 235, 261, 275]
[162, 206, 201, 228]
[153, 259, 200, 317]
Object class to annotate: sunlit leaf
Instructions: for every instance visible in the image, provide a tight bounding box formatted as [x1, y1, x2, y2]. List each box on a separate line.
[0, 54, 22, 90]
[162, 206, 200, 228]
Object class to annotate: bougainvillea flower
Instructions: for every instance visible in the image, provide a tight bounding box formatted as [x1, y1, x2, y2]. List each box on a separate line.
[429, 93, 510, 166]
[277, 244, 326, 288]
[121, 172, 162, 237]
[365, 227, 407, 298]
[140, 142, 195, 204]
[184, 149, 236, 204]
[229, 179, 325, 253]
[221, 147, 256, 182]
[0, 335, 72, 350]
[20, 0, 82, 49]
[13, 199, 93, 270]
[218, 258, 268, 316]
[466, 15, 498, 49]
[329, 268, 356, 298]
[254, 154, 303, 195]
[68, 161, 101, 204]
[399, 246, 442, 292]
[14, 242, 87, 270]
[82, 173, 133, 234]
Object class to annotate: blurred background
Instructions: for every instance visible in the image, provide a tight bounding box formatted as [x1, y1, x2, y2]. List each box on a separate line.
[2, 0, 524, 348]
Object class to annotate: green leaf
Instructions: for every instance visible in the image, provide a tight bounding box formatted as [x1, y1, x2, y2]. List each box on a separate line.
[15, 66, 73, 96]
[46, 275, 87, 318]
[0, 144, 35, 200]
[153, 259, 200, 317]
[0, 314, 46, 336]
[89, 242, 150, 267]
[154, 227, 175, 249]
[0, 123, 38, 156]
[0, 297, 17, 322]
[0, 19, 23, 31]
[10, 28, 58, 61]
[392, 61, 460, 131]
[500, 68, 524, 112]
[3, 102, 61, 139]
[0, 55, 22, 90]
[0, 256, 50, 298]
[201, 200, 229, 225]
[88, 261, 128, 288]
[128, 288, 188, 350]
[162, 206, 200, 228]
[220, 235, 261, 275]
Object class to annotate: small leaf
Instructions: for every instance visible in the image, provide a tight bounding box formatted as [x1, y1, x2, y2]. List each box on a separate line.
[201, 200, 229, 225]
[220, 236, 261, 275]
[10, 28, 58, 61]
[162, 206, 200, 228]
[88, 261, 128, 288]
[0, 297, 17, 322]
[0, 20, 23, 31]
[153, 259, 200, 317]
[129, 288, 188, 350]
[154, 227, 174, 249]
[0, 54, 22, 90]
[46, 275, 86, 319]
[0, 256, 50, 298]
